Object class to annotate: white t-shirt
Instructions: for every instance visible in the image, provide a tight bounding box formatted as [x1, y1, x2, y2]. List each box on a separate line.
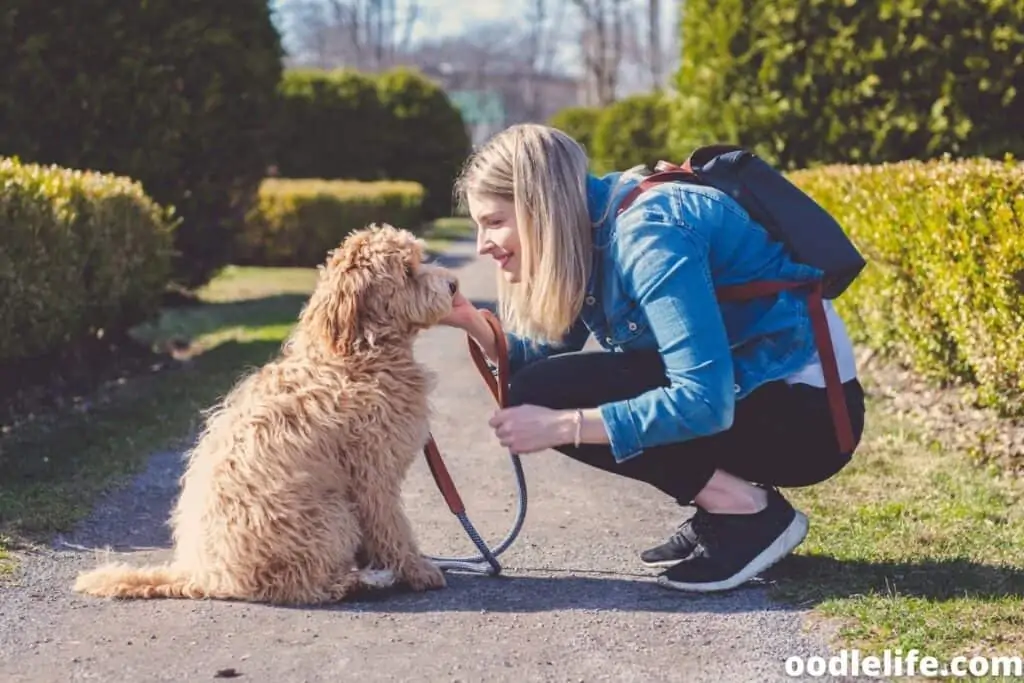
[784, 300, 858, 387]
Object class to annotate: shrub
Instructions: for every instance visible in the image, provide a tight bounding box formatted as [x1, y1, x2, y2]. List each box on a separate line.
[234, 179, 425, 267]
[790, 156, 1024, 414]
[591, 93, 673, 174]
[0, 157, 176, 365]
[671, 0, 1024, 169]
[0, 1, 284, 289]
[375, 68, 472, 219]
[274, 69, 387, 181]
[548, 106, 603, 160]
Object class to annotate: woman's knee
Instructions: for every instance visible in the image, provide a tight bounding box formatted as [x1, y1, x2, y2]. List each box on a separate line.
[506, 350, 665, 410]
[506, 357, 574, 409]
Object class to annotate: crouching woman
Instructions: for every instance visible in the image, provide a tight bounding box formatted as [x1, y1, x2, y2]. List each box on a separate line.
[439, 123, 866, 593]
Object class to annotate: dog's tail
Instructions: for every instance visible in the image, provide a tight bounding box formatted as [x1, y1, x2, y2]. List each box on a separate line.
[73, 562, 206, 600]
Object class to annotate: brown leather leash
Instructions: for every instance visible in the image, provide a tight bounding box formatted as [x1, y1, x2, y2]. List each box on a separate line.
[421, 309, 524, 575]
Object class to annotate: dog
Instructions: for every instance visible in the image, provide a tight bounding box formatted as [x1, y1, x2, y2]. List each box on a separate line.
[73, 224, 458, 605]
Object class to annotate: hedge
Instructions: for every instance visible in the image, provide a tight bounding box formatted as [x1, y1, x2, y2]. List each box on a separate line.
[0, 1, 284, 289]
[0, 157, 176, 365]
[548, 106, 603, 160]
[274, 69, 387, 181]
[274, 67, 471, 220]
[590, 92, 673, 175]
[375, 68, 472, 220]
[234, 179, 426, 267]
[791, 156, 1024, 415]
[671, 0, 1024, 170]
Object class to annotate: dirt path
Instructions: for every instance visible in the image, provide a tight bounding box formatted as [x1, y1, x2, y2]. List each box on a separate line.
[0, 237, 861, 682]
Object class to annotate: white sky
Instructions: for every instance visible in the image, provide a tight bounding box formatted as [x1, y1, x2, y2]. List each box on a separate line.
[408, 0, 509, 39]
[272, 0, 679, 79]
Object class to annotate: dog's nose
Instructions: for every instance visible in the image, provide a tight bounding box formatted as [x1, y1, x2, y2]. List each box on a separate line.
[448, 279, 459, 297]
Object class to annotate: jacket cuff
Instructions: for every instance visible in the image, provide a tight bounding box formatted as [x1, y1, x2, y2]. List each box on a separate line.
[599, 400, 644, 463]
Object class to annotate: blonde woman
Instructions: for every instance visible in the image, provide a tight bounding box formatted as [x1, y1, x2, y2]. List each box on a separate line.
[440, 123, 865, 593]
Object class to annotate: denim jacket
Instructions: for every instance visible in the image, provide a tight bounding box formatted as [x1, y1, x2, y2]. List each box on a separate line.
[504, 168, 826, 463]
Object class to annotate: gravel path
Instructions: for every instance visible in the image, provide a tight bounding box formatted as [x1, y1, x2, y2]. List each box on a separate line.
[0, 237, 868, 682]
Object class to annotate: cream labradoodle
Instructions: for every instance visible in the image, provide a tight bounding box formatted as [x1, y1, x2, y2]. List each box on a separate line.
[73, 224, 458, 605]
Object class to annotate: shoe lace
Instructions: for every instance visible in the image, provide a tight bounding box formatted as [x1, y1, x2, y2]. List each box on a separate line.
[690, 508, 719, 551]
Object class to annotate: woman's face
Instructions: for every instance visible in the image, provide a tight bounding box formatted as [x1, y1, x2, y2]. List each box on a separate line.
[467, 193, 523, 283]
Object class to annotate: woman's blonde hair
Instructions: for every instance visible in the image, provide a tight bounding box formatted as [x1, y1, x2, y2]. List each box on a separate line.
[454, 123, 593, 345]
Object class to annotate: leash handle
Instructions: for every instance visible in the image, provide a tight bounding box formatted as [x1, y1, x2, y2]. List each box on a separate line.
[424, 308, 510, 515]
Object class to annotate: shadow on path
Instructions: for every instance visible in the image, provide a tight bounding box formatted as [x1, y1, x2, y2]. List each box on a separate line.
[763, 553, 1024, 604]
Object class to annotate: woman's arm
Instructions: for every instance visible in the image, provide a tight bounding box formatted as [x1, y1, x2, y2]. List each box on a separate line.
[596, 210, 736, 463]
[464, 308, 591, 376]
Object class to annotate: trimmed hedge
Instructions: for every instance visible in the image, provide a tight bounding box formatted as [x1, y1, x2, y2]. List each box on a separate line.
[234, 179, 425, 267]
[375, 68, 472, 220]
[274, 69, 387, 181]
[548, 106, 603, 160]
[0, 157, 176, 364]
[273, 67, 471, 220]
[591, 93, 673, 175]
[791, 157, 1024, 414]
[0, 1, 284, 289]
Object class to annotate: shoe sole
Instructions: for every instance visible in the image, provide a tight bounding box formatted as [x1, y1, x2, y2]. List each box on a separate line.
[655, 510, 809, 593]
[641, 557, 689, 569]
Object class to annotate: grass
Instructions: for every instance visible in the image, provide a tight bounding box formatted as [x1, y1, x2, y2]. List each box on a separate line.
[0, 218, 475, 563]
[766, 375, 1024, 676]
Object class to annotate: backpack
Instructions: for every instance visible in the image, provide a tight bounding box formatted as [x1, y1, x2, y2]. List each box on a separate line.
[615, 144, 866, 455]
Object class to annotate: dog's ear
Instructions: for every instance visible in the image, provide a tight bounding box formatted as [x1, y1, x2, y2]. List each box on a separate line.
[331, 266, 369, 354]
[299, 255, 369, 355]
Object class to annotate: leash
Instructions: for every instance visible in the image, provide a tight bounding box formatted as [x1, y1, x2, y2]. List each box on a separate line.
[421, 309, 527, 576]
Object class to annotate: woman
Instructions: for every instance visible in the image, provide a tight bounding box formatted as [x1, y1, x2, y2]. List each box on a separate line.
[440, 123, 866, 593]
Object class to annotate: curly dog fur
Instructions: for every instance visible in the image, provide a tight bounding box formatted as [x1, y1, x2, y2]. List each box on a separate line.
[73, 224, 458, 605]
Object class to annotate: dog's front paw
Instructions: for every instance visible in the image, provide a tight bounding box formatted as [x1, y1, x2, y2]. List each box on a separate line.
[401, 558, 446, 592]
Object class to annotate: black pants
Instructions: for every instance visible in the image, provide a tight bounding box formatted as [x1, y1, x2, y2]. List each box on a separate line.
[506, 350, 866, 506]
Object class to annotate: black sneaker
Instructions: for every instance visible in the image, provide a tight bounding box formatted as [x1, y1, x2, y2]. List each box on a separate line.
[640, 508, 708, 567]
[656, 487, 808, 592]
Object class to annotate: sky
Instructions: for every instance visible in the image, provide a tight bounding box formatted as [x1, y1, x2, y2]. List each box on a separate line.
[271, 0, 679, 78]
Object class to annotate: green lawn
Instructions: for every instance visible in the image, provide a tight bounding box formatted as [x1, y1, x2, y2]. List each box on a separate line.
[0, 219, 475, 561]
[767, 372, 1024, 675]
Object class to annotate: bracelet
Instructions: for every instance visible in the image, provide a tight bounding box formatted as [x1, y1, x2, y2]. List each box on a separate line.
[573, 409, 583, 448]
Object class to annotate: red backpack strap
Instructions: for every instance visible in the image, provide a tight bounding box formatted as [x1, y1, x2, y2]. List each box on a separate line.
[718, 279, 855, 455]
[616, 168, 701, 216]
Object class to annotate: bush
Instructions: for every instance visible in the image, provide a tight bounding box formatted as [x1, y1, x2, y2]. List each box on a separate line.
[548, 106, 603, 160]
[0, 158, 176, 365]
[591, 93, 673, 174]
[234, 179, 426, 267]
[0, 1, 284, 289]
[790, 156, 1024, 414]
[375, 68, 472, 219]
[274, 69, 387, 181]
[671, 0, 1024, 169]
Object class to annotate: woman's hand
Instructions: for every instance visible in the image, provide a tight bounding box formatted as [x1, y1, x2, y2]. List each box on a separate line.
[488, 405, 576, 454]
[439, 291, 480, 330]
[440, 291, 501, 362]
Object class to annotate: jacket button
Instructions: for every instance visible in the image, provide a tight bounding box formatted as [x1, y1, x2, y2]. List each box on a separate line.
[585, 295, 595, 305]
[734, 384, 741, 393]
[606, 336, 614, 344]
[628, 322, 637, 331]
